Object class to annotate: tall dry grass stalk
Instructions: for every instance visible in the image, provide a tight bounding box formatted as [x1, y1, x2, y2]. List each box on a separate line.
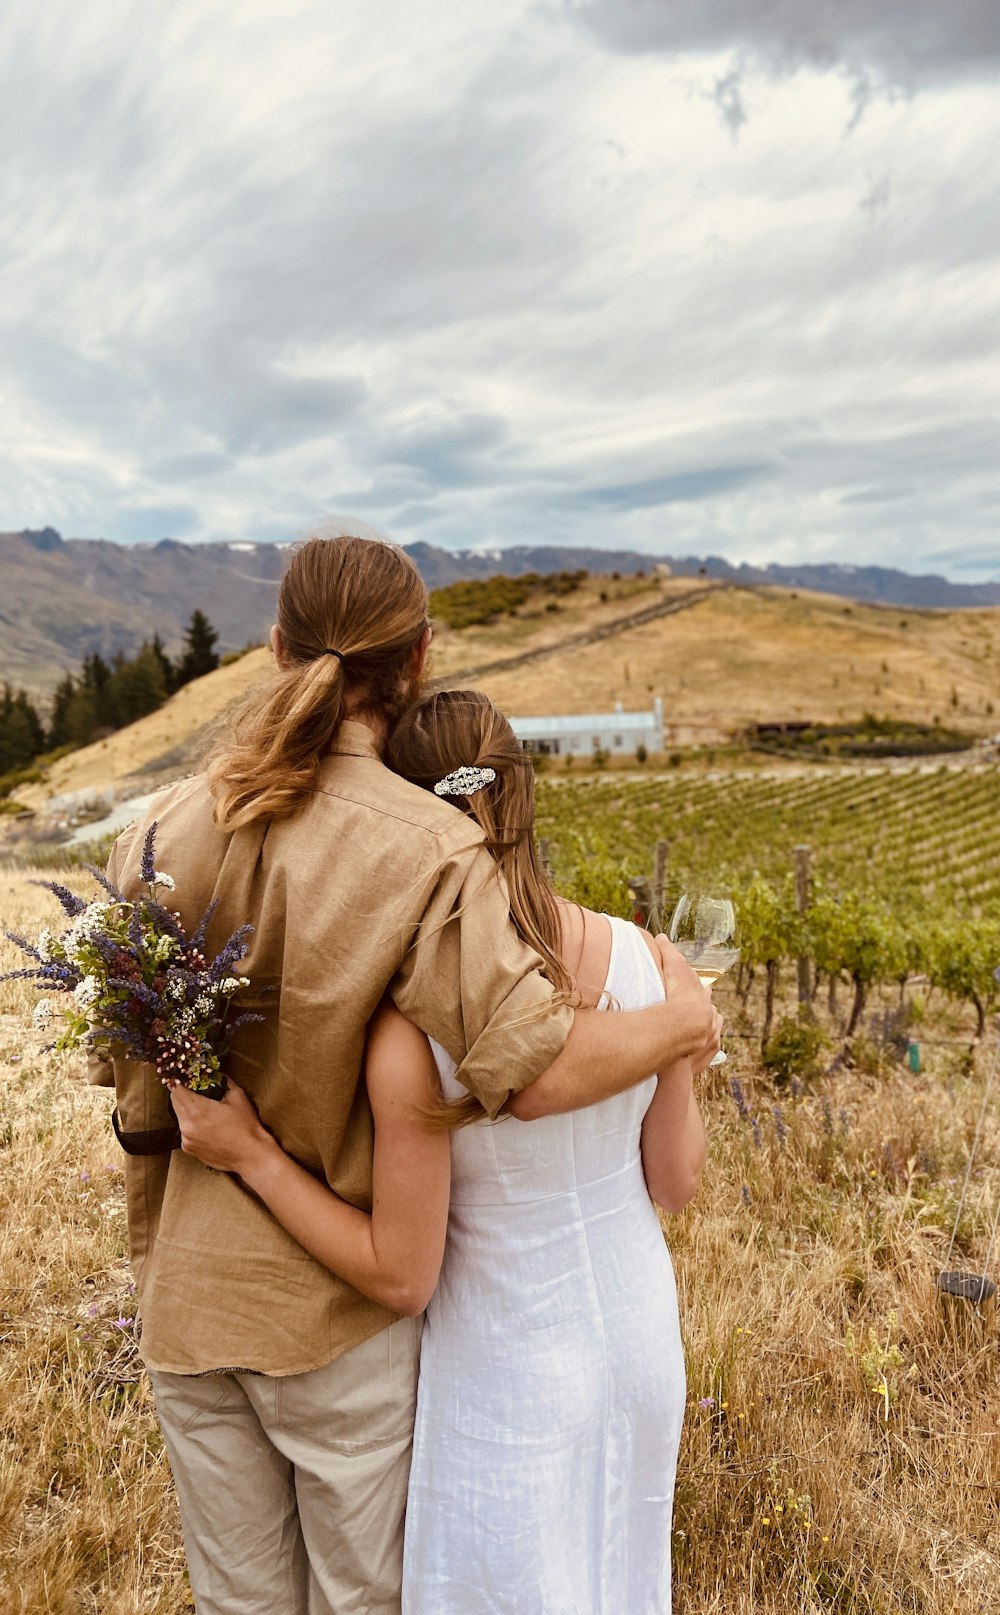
[2, 868, 999, 1612]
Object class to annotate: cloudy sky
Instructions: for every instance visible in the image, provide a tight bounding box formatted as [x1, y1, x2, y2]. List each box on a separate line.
[3, 0, 1000, 578]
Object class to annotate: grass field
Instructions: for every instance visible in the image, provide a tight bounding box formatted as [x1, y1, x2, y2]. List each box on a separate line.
[3, 865, 1000, 1613]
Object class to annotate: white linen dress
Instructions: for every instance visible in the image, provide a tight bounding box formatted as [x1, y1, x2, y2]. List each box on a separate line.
[403, 915, 687, 1615]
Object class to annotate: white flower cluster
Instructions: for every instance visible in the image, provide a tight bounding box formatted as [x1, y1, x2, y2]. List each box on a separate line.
[166, 977, 188, 1003]
[32, 998, 53, 1031]
[153, 871, 176, 891]
[73, 975, 100, 1010]
[221, 976, 250, 995]
[152, 932, 180, 964]
[65, 901, 114, 957]
[37, 929, 57, 962]
[194, 994, 214, 1017]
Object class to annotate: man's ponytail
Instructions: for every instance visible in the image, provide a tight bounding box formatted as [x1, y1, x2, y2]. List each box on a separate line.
[209, 534, 428, 830]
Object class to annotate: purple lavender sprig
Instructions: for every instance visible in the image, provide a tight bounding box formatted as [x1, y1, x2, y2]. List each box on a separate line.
[139, 824, 157, 885]
[729, 1074, 751, 1123]
[82, 864, 126, 903]
[209, 925, 254, 983]
[189, 897, 220, 954]
[5, 931, 46, 967]
[28, 880, 87, 918]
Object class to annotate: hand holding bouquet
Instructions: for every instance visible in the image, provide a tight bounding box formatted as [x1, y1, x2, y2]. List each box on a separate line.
[3, 823, 261, 1099]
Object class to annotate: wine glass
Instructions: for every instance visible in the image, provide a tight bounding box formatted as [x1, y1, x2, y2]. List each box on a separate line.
[668, 890, 740, 1067]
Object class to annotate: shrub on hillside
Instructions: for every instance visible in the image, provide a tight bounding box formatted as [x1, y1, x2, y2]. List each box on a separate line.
[0, 764, 44, 799]
[220, 641, 266, 667]
[429, 570, 587, 630]
[762, 1016, 828, 1087]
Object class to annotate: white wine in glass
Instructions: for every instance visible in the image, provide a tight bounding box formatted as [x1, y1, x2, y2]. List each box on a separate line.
[668, 892, 740, 1065]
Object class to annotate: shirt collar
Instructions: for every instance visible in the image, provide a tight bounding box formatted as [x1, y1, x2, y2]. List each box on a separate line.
[330, 719, 384, 760]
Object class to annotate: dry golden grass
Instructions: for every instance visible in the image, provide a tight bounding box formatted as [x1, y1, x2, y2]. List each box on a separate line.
[670, 1033, 1000, 1613]
[3, 868, 1000, 1612]
[469, 584, 1000, 744]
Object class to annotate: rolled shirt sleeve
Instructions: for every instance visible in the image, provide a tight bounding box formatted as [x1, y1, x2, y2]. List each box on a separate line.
[390, 843, 574, 1119]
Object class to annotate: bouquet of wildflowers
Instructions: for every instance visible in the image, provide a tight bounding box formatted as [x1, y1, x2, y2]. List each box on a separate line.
[2, 823, 261, 1097]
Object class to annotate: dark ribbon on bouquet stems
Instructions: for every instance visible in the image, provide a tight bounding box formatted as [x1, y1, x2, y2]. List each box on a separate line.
[111, 1073, 228, 1155]
[112, 1106, 183, 1156]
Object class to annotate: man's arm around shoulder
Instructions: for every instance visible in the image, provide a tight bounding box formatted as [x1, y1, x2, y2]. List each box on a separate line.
[508, 939, 721, 1120]
[390, 842, 573, 1118]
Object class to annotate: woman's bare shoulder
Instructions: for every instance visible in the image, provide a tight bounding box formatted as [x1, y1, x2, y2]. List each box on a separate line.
[555, 898, 613, 1004]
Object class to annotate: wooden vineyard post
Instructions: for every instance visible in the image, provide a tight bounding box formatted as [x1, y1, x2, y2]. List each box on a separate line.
[794, 844, 813, 1009]
[628, 876, 656, 930]
[654, 840, 669, 934]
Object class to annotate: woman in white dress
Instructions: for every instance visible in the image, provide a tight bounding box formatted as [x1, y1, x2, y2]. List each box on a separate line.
[172, 690, 708, 1615]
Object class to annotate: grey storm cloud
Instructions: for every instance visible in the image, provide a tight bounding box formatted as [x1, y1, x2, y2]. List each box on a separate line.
[381, 415, 515, 489]
[570, 1, 1000, 85]
[144, 453, 234, 483]
[579, 465, 774, 511]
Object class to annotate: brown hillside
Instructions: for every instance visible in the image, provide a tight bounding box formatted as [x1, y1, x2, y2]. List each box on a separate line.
[7, 576, 1000, 824]
[430, 576, 1000, 744]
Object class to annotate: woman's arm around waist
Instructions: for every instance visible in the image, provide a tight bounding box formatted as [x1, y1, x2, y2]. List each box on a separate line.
[168, 1001, 451, 1316]
[639, 1056, 706, 1213]
[634, 927, 706, 1213]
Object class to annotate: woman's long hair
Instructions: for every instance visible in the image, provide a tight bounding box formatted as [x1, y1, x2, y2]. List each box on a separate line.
[387, 689, 576, 1009]
[210, 535, 428, 829]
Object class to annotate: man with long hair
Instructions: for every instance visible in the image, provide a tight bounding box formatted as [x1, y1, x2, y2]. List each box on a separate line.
[93, 532, 720, 1615]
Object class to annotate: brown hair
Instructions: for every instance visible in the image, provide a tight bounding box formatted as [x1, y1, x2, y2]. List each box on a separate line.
[387, 689, 576, 1007]
[210, 535, 428, 829]
[388, 690, 578, 1128]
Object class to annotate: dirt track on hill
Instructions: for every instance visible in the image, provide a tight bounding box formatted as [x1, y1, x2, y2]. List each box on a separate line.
[432, 582, 733, 687]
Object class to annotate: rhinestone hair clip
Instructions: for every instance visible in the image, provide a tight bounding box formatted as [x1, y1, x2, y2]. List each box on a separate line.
[433, 765, 497, 798]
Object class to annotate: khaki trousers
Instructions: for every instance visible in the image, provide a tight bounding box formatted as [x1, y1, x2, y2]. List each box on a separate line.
[150, 1317, 422, 1615]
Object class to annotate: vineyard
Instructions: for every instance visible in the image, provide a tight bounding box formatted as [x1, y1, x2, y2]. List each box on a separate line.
[536, 759, 1000, 906]
[538, 759, 1000, 1050]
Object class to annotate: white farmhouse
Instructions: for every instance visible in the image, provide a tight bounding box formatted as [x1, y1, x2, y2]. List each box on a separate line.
[510, 698, 664, 758]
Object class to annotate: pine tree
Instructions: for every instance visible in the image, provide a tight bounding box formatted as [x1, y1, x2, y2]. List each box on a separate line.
[46, 663, 107, 750]
[176, 611, 220, 686]
[80, 653, 115, 731]
[14, 689, 45, 757]
[108, 644, 168, 726]
[48, 672, 78, 749]
[150, 633, 176, 695]
[0, 684, 46, 774]
[64, 687, 98, 749]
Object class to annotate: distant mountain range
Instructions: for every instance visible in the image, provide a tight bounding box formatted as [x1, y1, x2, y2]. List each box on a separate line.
[1, 526, 997, 693]
[408, 542, 1000, 607]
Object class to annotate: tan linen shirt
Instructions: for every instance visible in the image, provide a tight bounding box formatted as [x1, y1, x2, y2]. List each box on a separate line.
[90, 722, 572, 1375]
